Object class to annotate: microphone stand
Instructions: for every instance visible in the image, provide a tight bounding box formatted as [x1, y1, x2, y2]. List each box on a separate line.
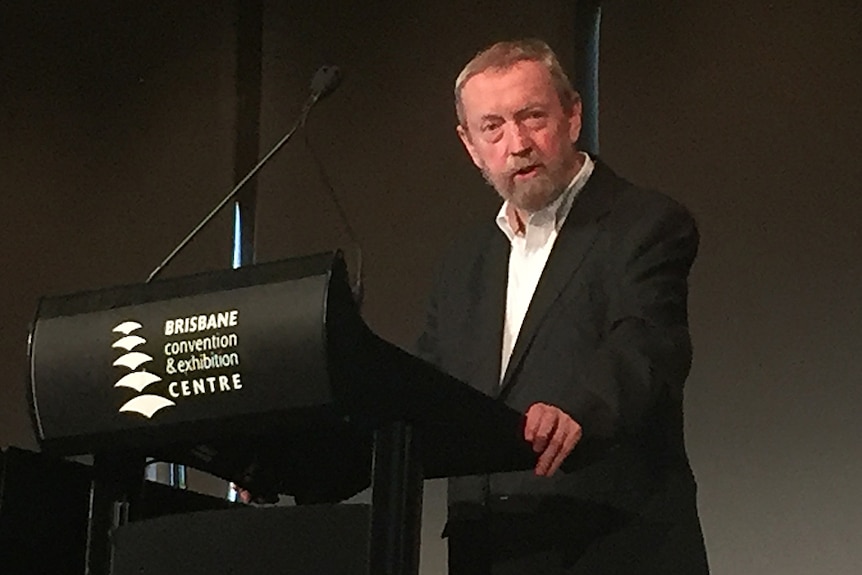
[146, 64, 342, 284]
[146, 98, 318, 284]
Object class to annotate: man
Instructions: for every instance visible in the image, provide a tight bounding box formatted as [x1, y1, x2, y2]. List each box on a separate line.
[417, 39, 709, 574]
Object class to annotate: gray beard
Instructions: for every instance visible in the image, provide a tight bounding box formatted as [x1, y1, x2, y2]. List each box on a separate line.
[482, 165, 568, 213]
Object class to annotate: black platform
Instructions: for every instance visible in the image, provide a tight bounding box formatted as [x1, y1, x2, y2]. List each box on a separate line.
[112, 504, 371, 575]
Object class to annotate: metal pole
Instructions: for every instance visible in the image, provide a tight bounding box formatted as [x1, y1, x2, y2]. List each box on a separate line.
[85, 453, 145, 575]
[575, 0, 602, 156]
[232, 0, 263, 269]
[369, 421, 424, 575]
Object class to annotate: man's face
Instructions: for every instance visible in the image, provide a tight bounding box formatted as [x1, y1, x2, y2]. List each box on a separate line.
[457, 60, 582, 213]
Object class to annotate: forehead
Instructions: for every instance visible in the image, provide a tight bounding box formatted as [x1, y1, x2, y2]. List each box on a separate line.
[460, 60, 559, 119]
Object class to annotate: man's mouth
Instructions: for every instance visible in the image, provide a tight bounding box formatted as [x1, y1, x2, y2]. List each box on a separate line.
[512, 164, 542, 178]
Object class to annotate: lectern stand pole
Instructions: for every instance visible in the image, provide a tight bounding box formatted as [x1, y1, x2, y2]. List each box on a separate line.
[85, 453, 144, 575]
[369, 420, 424, 575]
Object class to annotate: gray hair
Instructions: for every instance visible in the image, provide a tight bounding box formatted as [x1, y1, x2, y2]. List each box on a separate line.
[454, 39, 578, 127]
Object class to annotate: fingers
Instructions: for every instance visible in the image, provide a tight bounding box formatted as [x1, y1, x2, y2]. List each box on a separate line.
[524, 403, 558, 453]
[524, 403, 582, 477]
[545, 421, 582, 476]
[231, 483, 252, 503]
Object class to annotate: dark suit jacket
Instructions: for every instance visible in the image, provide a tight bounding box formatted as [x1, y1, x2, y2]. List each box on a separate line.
[417, 161, 709, 573]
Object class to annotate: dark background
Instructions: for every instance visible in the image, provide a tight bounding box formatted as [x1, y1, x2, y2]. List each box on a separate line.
[2, 1, 860, 573]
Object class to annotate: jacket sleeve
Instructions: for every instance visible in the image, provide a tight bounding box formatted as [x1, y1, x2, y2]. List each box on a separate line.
[555, 200, 699, 439]
[415, 258, 444, 368]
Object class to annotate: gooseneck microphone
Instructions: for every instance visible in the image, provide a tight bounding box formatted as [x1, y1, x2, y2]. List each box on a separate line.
[146, 65, 344, 284]
[307, 65, 343, 110]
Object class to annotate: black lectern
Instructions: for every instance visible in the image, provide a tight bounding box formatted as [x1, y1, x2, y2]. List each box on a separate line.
[28, 252, 541, 575]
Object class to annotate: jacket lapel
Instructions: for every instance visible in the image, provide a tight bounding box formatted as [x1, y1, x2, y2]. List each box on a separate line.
[499, 161, 619, 393]
[469, 227, 509, 397]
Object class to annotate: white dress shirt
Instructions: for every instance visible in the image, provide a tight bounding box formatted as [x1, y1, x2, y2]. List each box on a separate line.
[495, 153, 595, 381]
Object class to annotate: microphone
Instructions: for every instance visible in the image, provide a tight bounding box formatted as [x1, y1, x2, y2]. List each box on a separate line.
[309, 65, 343, 104]
[146, 65, 344, 284]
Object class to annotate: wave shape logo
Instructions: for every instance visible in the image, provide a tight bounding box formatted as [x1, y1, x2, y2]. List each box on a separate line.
[113, 321, 143, 335]
[113, 352, 153, 370]
[115, 371, 163, 393]
[112, 321, 174, 418]
[119, 395, 175, 419]
[112, 335, 147, 351]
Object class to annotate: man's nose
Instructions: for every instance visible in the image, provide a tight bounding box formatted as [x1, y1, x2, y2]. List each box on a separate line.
[504, 122, 532, 156]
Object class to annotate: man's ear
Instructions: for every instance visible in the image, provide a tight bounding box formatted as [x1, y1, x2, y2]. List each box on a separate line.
[456, 124, 483, 169]
[567, 93, 583, 144]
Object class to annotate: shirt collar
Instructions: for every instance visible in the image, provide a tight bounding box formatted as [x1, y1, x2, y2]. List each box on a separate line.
[495, 152, 595, 242]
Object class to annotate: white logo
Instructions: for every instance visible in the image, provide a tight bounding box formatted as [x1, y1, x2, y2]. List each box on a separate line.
[112, 321, 175, 418]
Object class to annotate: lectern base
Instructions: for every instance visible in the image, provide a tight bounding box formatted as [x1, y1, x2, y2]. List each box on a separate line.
[0, 448, 91, 575]
[111, 504, 371, 575]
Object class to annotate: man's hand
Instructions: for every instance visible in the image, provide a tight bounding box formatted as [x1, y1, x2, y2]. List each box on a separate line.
[232, 484, 252, 503]
[231, 483, 278, 505]
[524, 403, 583, 476]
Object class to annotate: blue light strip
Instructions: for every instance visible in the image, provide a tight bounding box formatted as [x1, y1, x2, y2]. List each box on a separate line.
[232, 202, 242, 269]
[225, 200, 243, 502]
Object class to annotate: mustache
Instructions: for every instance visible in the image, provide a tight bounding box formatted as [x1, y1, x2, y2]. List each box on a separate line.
[506, 158, 543, 177]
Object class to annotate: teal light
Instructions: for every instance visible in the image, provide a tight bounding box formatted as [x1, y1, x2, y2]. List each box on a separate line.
[233, 202, 242, 269]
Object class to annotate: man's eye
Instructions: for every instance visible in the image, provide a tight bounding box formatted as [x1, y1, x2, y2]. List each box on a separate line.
[478, 123, 503, 142]
[523, 111, 547, 126]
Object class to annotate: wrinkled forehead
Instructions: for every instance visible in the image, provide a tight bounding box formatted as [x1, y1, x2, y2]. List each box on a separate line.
[459, 61, 560, 118]
[460, 59, 550, 92]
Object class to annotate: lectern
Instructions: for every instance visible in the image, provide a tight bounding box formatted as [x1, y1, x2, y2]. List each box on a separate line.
[28, 252, 543, 575]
